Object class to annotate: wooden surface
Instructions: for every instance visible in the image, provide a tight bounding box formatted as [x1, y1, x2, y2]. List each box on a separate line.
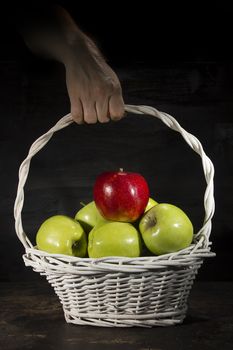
[1, 280, 233, 350]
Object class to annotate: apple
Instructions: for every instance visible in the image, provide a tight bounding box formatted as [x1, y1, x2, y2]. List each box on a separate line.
[132, 197, 158, 230]
[36, 215, 87, 257]
[139, 203, 193, 255]
[145, 197, 158, 212]
[93, 169, 150, 222]
[88, 221, 142, 258]
[74, 201, 106, 233]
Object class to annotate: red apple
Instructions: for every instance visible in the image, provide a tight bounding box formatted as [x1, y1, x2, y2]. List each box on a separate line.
[93, 169, 150, 222]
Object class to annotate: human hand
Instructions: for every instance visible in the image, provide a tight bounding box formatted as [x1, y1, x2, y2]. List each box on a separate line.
[65, 45, 125, 124]
[18, 4, 124, 124]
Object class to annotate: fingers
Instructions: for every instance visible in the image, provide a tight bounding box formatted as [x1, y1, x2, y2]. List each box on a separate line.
[95, 98, 110, 123]
[71, 98, 84, 124]
[71, 95, 125, 124]
[109, 93, 125, 121]
[71, 98, 98, 124]
[69, 86, 124, 125]
[83, 100, 98, 124]
[82, 94, 125, 124]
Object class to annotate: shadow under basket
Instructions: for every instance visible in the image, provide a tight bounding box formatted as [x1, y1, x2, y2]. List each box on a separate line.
[14, 105, 215, 327]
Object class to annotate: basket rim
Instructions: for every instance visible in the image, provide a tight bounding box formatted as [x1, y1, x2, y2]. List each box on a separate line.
[23, 239, 215, 268]
[23, 247, 214, 275]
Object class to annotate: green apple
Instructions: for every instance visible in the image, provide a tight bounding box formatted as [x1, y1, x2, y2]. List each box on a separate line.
[75, 201, 105, 233]
[139, 204, 193, 255]
[145, 197, 158, 212]
[133, 197, 158, 230]
[36, 215, 87, 257]
[88, 221, 142, 258]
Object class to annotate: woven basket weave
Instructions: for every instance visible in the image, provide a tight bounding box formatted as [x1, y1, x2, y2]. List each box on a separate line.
[14, 105, 215, 327]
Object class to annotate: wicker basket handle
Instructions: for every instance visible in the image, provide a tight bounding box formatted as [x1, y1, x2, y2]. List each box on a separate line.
[14, 105, 215, 250]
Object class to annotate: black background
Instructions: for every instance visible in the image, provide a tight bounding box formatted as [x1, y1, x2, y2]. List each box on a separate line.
[0, 0, 232, 283]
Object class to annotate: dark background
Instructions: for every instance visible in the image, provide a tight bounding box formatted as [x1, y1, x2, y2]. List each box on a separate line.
[0, 0, 232, 283]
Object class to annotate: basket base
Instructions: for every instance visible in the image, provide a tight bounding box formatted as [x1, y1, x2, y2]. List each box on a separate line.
[63, 308, 187, 327]
[22, 249, 209, 327]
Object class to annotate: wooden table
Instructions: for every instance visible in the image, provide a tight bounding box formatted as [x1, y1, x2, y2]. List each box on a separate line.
[1, 281, 232, 350]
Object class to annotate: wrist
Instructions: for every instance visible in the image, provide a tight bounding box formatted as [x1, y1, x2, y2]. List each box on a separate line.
[63, 32, 104, 69]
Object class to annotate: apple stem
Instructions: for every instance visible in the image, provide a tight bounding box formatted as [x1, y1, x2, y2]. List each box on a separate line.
[80, 201, 86, 207]
[119, 168, 124, 172]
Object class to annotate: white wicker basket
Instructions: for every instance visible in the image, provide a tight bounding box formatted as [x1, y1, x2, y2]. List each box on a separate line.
[14, 105, 215, 327]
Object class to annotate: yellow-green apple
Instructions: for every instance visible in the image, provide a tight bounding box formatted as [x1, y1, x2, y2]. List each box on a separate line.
[145, 197, 158, 212]
[36, 215, 87, 257]
[88, 221, 142, 258]
[75, 201, 105, 233]
[139, 204, 193, 255]
[132, 197, 158, 230]
[93, 169, 150, 222]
